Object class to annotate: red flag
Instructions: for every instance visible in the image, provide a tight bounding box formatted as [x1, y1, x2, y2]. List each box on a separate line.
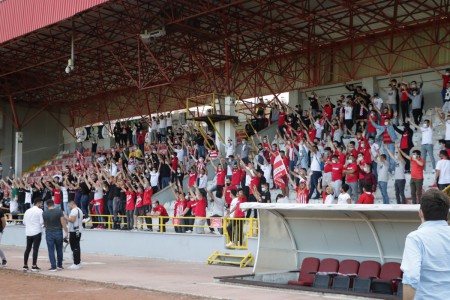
[75, 150, 85, 166]
[273, 154, 288, 188]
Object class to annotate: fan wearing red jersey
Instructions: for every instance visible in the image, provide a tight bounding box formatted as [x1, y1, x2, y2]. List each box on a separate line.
[151, 200, 169, 232]
[357, 184, 375, 204]
[209, 158, 226, 196]
[188, 184, 207, 234]
[288, 170, 310, 204]
[170, 182, 187, 233]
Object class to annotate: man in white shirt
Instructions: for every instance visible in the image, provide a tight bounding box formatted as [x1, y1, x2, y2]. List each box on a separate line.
[400, 189, 450, 300]
[151, 117, 158, 143]
[372, 93, 383, 111]
[22, 199, 44, 272]
[409, 119, 436, 171]
[435, 150, 450, 191]
[222, 138, 235, 158]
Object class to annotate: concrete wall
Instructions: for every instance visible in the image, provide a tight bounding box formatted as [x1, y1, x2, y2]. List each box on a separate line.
[0, 102, 68, 174]
[2, 226, 258, 263]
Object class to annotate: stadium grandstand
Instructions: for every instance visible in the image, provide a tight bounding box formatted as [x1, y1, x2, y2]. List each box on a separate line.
[1, 0, 450, 299]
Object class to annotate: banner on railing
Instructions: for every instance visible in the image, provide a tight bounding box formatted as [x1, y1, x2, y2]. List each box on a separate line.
[210, 217, 223, 228]
[273, 154, 287, 188]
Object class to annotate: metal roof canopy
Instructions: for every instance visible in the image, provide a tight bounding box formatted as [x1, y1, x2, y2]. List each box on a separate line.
[1, 0, 450, 129]
[239, 203, 449, 274]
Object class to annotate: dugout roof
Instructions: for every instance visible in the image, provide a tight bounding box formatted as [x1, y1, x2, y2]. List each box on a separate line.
[1, 0, 449, 127]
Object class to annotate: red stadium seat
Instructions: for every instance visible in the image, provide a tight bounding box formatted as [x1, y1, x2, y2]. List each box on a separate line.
[287, 257, 320, 286]
[312, 258, 340, 288]
[371, 262, 402, 295]
[331, 259, 360, 291]
[352, 260, 381, 293]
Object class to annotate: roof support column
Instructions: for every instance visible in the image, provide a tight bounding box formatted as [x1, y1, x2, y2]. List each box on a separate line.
[14, 131, 23, 176]
[9, 96, 20, 130]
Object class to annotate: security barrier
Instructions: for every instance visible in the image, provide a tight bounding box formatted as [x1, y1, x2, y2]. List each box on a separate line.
[223, 217, 258, 249]
[5, 213, 258, 249]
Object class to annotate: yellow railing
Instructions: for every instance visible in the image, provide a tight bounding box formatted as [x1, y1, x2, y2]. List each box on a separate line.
[5, 213, 258, 249]
[223, 217, 258, 249]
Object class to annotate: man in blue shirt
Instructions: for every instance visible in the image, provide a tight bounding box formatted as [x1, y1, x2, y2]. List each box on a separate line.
[400, 189, 450, 299]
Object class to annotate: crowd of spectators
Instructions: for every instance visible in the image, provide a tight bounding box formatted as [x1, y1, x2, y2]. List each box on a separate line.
[1, 69, 450, 234]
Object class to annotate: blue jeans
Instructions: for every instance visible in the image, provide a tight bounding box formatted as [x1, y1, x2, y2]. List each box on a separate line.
[308, 171, 322, 199]
[75, 191, 81, 208]
[161, 177, 170, 189]
[378, 181, 389, 204]
[80, 194, 89, 218]
[94, 205, 104, 223]
[197, 145, 206, 158]
[421, 144, 436, 171]
[160, 128, 166, 141]
[63, 202, 69, 216]
[46, 230, 63, 269]
[382, 143, 395, 173]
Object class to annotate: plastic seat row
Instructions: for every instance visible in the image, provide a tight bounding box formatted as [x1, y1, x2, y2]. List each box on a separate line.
[288, 257, 402, 296]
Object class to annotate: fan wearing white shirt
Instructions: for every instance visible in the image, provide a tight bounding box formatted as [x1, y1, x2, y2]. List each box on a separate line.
[435, 150, 450, 191]
[409, 118, 436, 171]
[337, 184, 352, 204]
[22, 199, 44, 272]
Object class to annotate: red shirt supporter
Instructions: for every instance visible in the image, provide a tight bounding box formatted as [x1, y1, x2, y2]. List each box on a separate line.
[278, 111, 286, 126]
[331, 163, 344, 182]
[345, 163, 359, 183]
[216, 169, 226, 186]
[282, 156, 289, 169]
[52, 189, 61, 205]
[358, 160, 367, 180]
[411, 157, 425, 180]
[153, 204, 168, 217]
[143, 188, 153, 206]
[224, 186, 235, 205]
[135, 193, 143, 208]
[367, 115, 378, 134]
[137, 131, 146, 145]
[193, 197, 207, 217]
[171, 156, 178, 170]
[295, 186, 309, 204]
[383, 129, 393, 144]
[209, 150, 219, 159]
[234, 196, 246, 218]
[357, 192, 374, 204]
[270, 151, 279, 165]
[400, 87, 410, 101]
[196, 161, 206, 172]
[345, 148, 358, 160]
[324, 157, 332, 174]
[400, 131, 409, 149]
[188, 171, 197, 187]
[249, 175, 261, 195]
[126, 191, 135, 210]
[307, 128, 316, 142]
[323, 105, 333, 120]
[380, 113, 391, 125]
[358, 144, 372, 163]
[231, 168, 243, 186]
[174, 199, 187, 217]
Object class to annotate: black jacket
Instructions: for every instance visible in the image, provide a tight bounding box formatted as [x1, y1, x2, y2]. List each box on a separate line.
[393, 124, 414, 149]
